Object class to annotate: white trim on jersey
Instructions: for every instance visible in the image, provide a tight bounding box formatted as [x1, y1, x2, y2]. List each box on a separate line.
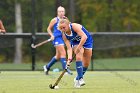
[54, 44, 64, 47]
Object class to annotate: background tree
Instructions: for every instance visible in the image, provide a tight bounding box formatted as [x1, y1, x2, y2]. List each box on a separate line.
[14, 0, 23, 64]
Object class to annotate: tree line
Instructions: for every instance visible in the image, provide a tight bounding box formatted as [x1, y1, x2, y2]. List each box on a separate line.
[0, 0, 140, 63]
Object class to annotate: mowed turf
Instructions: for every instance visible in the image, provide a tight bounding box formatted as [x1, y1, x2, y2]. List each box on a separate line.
[0, 57, 140, 70]
[0, 71, 140, 93]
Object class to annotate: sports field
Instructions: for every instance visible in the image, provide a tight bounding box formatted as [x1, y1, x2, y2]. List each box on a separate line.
[0, 71, 140, 93]
[0, 57, 140, 70]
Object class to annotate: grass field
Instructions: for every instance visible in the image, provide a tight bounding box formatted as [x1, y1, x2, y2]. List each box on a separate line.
[0, 71, 140, 93]
[0, 57, 140, 71]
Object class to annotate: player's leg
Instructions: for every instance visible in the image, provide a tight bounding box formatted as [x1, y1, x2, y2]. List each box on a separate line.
[57, 45, 73, 75]
[56, 37, 73, 75]
[80, 40, 93, 77]
[75, 47, 84, 79]
[73, 46, 84, 88]
[43, 38, 60, 75]
[82, 49, 92, 75]
[43, 48, 59, 75]
[74, 49, 92, 87]
[56, 45, 66, 69]
[80, 49, 92, 86]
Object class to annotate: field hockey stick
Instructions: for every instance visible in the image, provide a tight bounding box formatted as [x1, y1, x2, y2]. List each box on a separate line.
[31, 38, 51, 48]
[49, 54, 76, 89]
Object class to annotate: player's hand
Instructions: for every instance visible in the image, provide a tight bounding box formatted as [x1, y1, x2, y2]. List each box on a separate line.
[66, 59, 71, 69]
[0, 29, 6, 34]
[75, 46, 82, 54]
[50, 35, 55, 41]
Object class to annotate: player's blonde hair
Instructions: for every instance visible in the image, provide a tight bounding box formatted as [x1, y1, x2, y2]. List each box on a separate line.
[58, 16, 70, 30]
[57, 6, 65, 12]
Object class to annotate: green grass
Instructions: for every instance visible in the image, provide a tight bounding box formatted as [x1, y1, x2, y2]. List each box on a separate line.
[0, 57, 140, 70]
[0, 71, 140, 93]
[94, 57, 140, 70]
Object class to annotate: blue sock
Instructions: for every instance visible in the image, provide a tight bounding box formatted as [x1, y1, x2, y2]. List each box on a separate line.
[60, 58, 72, 74]
[60, 58, 66, 70]
[76, 61, 83, 80]
[83, 67, 88, 75]
[47, 57, 57, 69]
[76, 67, 88, 80]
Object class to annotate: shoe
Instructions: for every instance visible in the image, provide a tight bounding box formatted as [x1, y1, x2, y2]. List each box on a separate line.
[74, 79, 81, 88]
[74, 77, 85, 86]
[79, 78, 85, 86]
[43, 65, 49, 75]
[64, 72, 69, 75]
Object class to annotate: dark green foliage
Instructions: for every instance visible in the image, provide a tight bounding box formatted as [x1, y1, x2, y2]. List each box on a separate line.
[0, 0, 140, 63]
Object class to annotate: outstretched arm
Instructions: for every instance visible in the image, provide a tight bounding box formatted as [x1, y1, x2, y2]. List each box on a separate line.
[62, 33, 72, 63]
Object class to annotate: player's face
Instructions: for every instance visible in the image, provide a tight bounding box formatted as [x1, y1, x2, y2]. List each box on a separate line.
[59, 23, 69, 32]
[57, 8, 65, 18]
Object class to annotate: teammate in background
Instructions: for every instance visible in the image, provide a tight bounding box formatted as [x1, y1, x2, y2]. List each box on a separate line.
[0, 20, 6, 33]
[58, 17, 93, 88]
[43, 6, 72, 75]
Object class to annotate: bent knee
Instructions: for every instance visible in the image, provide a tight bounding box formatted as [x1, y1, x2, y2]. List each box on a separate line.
[76, 55, 82, 61]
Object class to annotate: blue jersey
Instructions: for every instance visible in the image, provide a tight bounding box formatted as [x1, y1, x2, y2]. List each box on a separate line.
[52, 17, 64, 46]
[53, 17, 62, 37]
[64, 23, 93, 49]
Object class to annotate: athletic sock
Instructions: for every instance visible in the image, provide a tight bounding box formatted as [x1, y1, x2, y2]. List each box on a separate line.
[60, 58, 67, 69]
[76, 67, 88, 80]
[83, 67, 88, 75]
[46, 57, 57, 69]
[60, 58, 72, 74]
[76, 61, 83, 80]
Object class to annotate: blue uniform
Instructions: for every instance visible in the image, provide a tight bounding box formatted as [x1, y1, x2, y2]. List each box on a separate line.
[52, 17, 64, 46]
[45, 17, 72, 75]
[64, 23, 93, 49]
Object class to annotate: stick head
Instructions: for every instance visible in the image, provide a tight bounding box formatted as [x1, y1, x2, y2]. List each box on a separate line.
[31, 44, 36, 48]
[49, 84, 55, 89]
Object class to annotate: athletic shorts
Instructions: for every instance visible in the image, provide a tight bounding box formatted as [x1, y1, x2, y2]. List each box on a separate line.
[52, 36, 65, 46]
[71, 36, 93, 49]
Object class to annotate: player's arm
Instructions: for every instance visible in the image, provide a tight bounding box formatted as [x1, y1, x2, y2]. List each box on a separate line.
[62, 33, 72, 62]
[0, 20, 6, 33]
[72, 23, 87, 52]
[47, 18, 56, 40]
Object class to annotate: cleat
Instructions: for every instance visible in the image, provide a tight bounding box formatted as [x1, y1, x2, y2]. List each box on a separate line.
[79, 78, 85, 86]
[64, 72, 68, 75]
[43, 65, 49, 75]
[74, 79, 81, 88]
[74, 77, 85, 87]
